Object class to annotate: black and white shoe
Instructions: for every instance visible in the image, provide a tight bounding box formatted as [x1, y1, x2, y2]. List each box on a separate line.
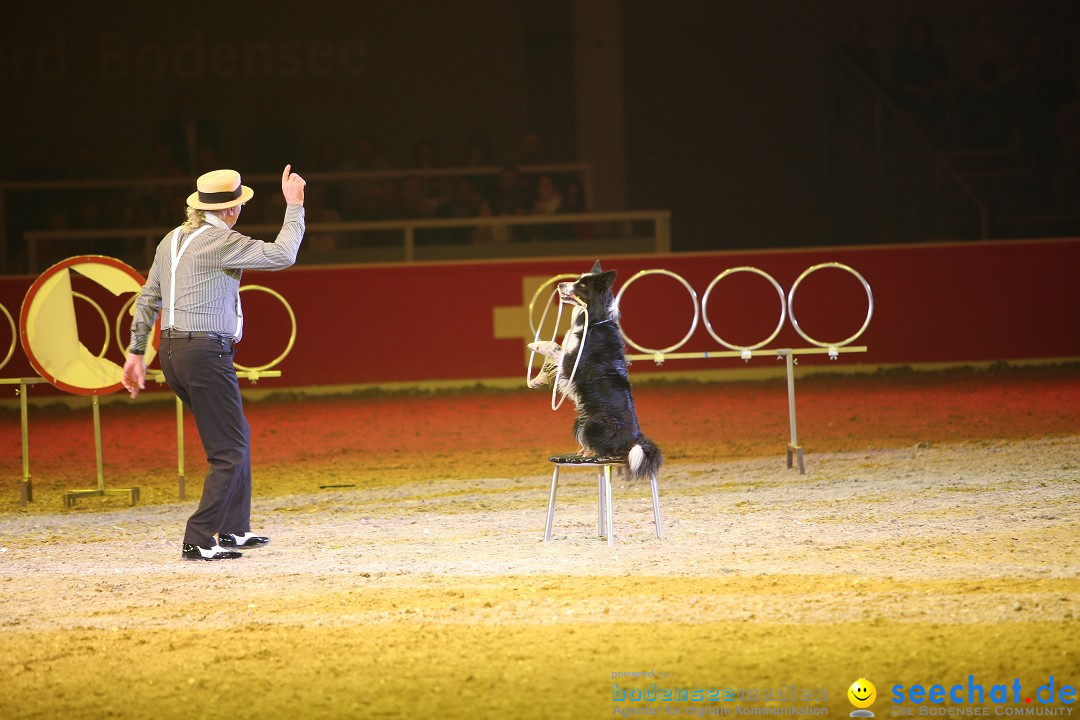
[219, 532, 271, 548]
[182, 543, 242, 561]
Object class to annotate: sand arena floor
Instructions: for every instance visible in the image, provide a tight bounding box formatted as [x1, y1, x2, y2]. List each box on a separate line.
[0, 366, 1078, 719]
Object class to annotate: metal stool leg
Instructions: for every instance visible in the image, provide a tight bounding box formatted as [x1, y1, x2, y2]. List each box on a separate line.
[597, 468, 606, 537]
[650, 472, 664, 539]
[604, 464, 614, 547]
[544, 465, 560, 542]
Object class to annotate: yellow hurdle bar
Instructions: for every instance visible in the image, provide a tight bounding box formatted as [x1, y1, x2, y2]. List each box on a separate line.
[625, 345, 868, 364]
[624, 346, 869, 476]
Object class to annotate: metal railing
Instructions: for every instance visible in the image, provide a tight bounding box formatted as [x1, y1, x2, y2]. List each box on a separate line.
[23, 209, 672, 272]
[1, 162, 595, 274]
[834, 51, 988, 242]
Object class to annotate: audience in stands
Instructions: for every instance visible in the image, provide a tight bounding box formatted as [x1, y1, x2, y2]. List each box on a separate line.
[302, 183, 344, 253]
[244, 97, 302, 175]
[954, 13, 1023, 148]
[891, 17, 950, 145]
[1015, 27, 1070, 192]
[156, 91, 221, 176]
[430, 177, 487, 245]
[516, 130, 547, 166]
[10, 5, 1080, 272]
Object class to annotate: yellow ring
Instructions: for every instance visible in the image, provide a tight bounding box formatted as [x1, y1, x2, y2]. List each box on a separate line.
[528, 274, 578, 337]
[71, 291, 110, 358]
[114, 295, 136, 357]
[0, 302, 15, 372]
[232, 285, 296, 373]
[787, 262, 874, 348]
[701, 266, 787, 351]
[114, 295, 159, 365]
[615, 269, 700, 355]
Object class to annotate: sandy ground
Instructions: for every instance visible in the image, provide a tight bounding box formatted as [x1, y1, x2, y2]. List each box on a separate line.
[2, 424, 1078, 719]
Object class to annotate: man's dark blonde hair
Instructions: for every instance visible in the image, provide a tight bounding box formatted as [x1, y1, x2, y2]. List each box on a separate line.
[181, 206, 206, 233]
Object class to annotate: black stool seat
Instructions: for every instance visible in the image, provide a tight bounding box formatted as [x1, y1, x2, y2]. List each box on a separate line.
[549, 454, 626, 465]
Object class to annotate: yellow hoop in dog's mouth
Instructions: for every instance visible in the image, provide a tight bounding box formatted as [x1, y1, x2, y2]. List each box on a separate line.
[526, 290, 589, 411]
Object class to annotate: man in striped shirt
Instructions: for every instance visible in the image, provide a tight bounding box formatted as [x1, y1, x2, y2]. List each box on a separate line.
[122, 165, 307, 561]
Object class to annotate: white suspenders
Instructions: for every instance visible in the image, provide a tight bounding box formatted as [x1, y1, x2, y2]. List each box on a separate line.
[168, 225, 208, 329]
[167, 224, 243, 339]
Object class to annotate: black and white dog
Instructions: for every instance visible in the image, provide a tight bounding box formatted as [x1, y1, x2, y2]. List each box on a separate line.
[529, 261, 663, 480]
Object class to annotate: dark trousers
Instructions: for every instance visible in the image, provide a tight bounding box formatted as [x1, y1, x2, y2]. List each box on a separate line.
[160, 336, 252, 547]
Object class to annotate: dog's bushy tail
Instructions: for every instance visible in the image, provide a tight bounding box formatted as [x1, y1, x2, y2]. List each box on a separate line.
[626, 436, 663, 481]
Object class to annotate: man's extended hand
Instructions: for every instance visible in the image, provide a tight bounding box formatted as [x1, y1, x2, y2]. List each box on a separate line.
[281, 164, 306, 205]
[121, 353, 146, 399]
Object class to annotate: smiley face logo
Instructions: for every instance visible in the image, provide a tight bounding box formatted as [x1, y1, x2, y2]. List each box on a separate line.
[848, 678, 877, 709]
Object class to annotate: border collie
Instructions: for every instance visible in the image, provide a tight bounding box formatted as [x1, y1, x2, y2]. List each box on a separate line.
[529, 260, 663, 480]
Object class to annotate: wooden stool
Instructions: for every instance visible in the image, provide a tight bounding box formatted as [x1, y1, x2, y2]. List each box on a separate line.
[545, 454, 664, 546]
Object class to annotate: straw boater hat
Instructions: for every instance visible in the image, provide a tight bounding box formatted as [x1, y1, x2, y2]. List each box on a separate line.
[186, 169, 254, 210]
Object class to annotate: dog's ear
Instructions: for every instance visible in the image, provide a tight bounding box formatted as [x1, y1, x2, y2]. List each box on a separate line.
[590, 259, 603, 274]
[599, 269, 617, 289]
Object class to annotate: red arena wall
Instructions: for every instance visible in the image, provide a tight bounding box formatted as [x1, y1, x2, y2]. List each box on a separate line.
[0, 238, 1077, 395]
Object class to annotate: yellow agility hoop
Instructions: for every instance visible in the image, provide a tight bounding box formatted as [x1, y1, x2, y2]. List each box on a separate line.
[0, 302, 15, 372]
[232, 285, 296, 373]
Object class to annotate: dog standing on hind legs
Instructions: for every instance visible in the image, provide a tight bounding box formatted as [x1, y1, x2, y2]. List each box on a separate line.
[529, 260, 663, 481]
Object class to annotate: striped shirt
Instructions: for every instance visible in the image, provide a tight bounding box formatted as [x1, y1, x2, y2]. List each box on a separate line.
[128, 203, 305, 354]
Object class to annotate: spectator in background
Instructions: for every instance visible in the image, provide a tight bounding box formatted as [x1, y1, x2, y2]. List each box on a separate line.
[245, 96, 301, 174]
[9, 140, 64, 271]
[338, 135, 389, 219]
[302, 183, 343, 253]
[1033, 8, 1077, 87]
[431, 177, 486, 245]
[130, 196, 160, 227]
[312, 139, 345, 215]
[531, 173, 562, 215]
[127, 195, 162, 269]
[74, 197, 102, 230]
[1057, 70, 1080, 209]
[314, 138, 343, 172]
[70, 144, 105, 179]
[353, 184, 386, 221]
[463, 133, 496, 200]
[1016, 28, 1068, 194]
[560, 177, 587, 214]
[156, 91, 221, 175]
[413, 139, 440, 170]
[517, 130, 546, 165]
[464, 133, 495, 167]
[398, 175, 439, 219]
[831, 18, 883, 245]
[558, 176, 597, 240]
[144, 142, 185, 180]
[527, 173, 563, 241]
[69, 142, 114, 252]
[99, 192, 126, 229]
[489, 165, 529, 242]
[490, 165, 529, 217]
[892, 17, 950, 145]
[412, 139, 450, 210]
[837, 18, 881, 85]
[14, 139, 63, 182]
[339, 135, 389, 173]
[955, 13, 1021, 148]
[141, 142, 187, 229]
[195, 146, 222, 176]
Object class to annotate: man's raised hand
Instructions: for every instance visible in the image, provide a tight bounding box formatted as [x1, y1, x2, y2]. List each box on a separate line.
[281, 164, 306, 205]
